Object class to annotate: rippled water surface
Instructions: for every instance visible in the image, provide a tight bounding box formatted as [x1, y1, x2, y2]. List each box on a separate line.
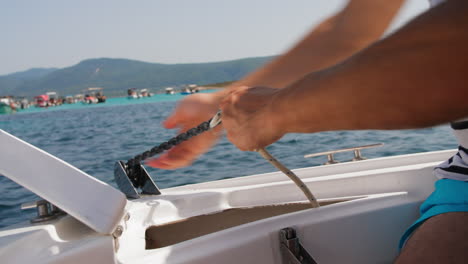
[0, 93, 458, 228]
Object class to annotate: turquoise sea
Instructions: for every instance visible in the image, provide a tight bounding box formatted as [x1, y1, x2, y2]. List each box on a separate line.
[0, 91, 458, 228]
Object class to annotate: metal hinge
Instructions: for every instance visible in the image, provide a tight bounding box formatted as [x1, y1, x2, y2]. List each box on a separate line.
[21, 199, 66, 223]
[279, 227, 318, 264]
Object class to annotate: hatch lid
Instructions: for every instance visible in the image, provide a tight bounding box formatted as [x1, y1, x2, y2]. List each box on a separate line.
[0, 130, 127, 235]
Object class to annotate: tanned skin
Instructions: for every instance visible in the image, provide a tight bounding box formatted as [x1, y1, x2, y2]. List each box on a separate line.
[221, 0, 468, 151]
[147, 0, 405, 168]
[149, 1, 468, 262]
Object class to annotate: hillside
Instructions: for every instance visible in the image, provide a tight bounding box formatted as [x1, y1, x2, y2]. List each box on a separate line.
[0, 68, 58, 96]
[0, 56, 274, 97]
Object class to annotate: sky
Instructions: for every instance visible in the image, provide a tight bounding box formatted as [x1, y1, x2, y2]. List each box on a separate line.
[0, 0, 428, 76]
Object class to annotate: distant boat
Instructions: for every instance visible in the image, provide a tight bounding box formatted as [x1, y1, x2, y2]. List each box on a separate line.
[74, 94, 84, 103]
[140, 89, 153, 97]
[65, 95, 75, 104]
[165, 87, 175, 95]
[180, 89, 193, 95]
[34, 94, 50, 108]
[0, 98, 14, 114]
[180, 84, 199, 95]
[19, 98, 30, 109]
[0, 105, 12, 114]
[83, 88, 106, 104]
[83, 94, 98, 104]
[127, 88, 140, 99]
[46, 92, 61, 106]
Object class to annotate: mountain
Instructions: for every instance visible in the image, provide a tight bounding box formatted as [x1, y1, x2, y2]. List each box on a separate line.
[6, 68, 58, 80]
[0, 68, 58, 96]
[0, 56, 274, 97]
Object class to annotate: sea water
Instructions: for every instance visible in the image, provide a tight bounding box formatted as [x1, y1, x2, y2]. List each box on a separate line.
[0, 92, 458, 228]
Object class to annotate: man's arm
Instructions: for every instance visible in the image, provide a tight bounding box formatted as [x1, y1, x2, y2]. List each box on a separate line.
[222, 0, 405, 91]
[221, 0, 468, 151]
[148, 0, 405, 169]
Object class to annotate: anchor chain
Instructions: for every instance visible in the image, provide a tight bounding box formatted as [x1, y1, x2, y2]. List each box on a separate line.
[118, 110, 318, 207]
[125, 111, 222, 187]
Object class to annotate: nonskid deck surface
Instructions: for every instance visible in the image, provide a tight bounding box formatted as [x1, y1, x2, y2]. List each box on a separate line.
[145, 199, 347, 249]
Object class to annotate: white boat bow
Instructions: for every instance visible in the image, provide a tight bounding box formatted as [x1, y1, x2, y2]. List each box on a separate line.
[0, 129, 455, 263]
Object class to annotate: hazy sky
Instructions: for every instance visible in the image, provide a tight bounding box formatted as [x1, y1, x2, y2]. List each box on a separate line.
[0, 0, 428, 76]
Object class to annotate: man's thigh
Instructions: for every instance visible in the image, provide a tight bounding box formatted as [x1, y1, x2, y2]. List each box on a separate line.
[395, 212, 468, 264]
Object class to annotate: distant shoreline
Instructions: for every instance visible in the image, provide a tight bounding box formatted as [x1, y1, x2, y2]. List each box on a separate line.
[0, 56, 272, 98]
[0, 89, 221, 116]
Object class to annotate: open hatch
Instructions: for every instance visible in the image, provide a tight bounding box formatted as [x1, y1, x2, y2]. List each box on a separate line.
[0, 129, 127, 235]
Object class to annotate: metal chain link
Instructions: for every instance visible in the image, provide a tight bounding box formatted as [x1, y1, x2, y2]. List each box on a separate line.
[126, 120, 211, 168]
[124, 119, 213, 187]
[124, 111, 222, 188]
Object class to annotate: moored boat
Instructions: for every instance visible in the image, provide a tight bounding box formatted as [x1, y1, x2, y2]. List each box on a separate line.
[46, 92, 62, 106]
[0, 104, 12, 115]
[180, 84, 199, 95]
[0, 97, 14, 114]
[65, 95, 75, 104]
[83, 94, 99, 104]
[34, 94, 50, 107]
[127, 88, 140, 99]
[140, 89, 153, 97]
[84, 87, 106, 104]
[74, 94, 84, 103]
[165, 87, 175, 95]
[19, 97, 30, 109]
[0, 129, 453, 263]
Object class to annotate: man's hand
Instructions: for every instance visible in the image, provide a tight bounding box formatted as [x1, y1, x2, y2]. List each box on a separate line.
[220, 86, 286, 151]
[146, 93, 222, 169]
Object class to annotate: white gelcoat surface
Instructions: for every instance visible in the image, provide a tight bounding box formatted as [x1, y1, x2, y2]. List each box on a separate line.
[0, 133, 456, 263]
[0, 129, 127, 234]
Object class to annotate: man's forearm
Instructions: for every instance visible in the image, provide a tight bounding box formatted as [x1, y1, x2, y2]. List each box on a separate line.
[237, 0, 405, 88]
[214, 0, 404, 101]
[275, 0, 468, 133]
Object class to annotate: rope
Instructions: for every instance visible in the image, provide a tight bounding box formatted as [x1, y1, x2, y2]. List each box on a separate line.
[257, 148, 320, 208]
[124, 110, 320, 208]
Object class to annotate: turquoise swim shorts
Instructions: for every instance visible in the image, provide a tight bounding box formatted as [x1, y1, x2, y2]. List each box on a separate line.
[399, 178, 468, 249]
